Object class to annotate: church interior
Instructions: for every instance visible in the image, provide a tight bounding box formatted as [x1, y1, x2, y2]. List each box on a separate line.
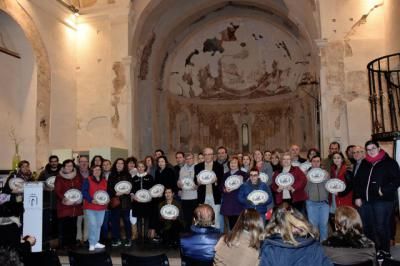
[1, 0, 400, 265]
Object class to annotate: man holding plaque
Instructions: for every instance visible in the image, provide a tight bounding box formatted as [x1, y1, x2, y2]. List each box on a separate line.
[194, 147, 224, 230]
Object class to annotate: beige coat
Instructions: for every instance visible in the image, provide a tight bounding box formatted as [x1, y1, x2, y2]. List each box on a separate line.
[213, 231, 260, 266]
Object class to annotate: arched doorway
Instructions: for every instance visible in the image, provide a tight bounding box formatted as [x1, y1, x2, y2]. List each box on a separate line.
[130, 0, 320, 157]
[0, 0, 51, 169]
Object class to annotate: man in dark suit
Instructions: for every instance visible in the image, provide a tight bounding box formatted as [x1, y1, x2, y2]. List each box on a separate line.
[194, 147, 224, 230]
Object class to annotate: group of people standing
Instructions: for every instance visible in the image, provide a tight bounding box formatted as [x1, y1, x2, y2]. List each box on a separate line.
[0, 139, 399, 265]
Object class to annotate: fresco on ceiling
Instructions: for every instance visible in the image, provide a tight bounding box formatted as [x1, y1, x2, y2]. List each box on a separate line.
[166, 18, 311, 100]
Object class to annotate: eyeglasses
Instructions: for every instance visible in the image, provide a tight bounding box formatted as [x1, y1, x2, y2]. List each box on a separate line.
[352, 151, 364, 154]
[204, 153, 213, 156]
[249, 174, 259, 177]
[366, 147, 378, 152]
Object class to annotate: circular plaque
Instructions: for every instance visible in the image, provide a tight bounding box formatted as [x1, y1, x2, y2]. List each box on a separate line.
[114, 181, 132, 194]
[45, 176, 56, 189]
[149, 184, 165, 198]
[93, 190, 110, 205]
[259, 172, 269, 183]
[224, 175, 243, 191]
[182, 178, 195, 190]
[197, 170, 216, 185]
[325, 178, 346, 194]
[160, 204, 179, 220]
[291, 161, 301, 167]
[307, 168, 327, 184]
[247, 190, 269, 205]
[135, 189, 152, 203]
[9, 178, 25, 193]
[64, 189, 82, 203]
[299, 162, 312, 173]
[275, 173, 295, 187]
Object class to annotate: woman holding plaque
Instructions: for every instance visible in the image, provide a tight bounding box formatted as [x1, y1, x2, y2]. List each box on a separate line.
[305, 155, 330, 241]
[253, 150, 273, 185]
[82, 165, 107, 251]
[238, 168, 272, 222]
[55, 159, 83, 249]
[220, 156, 248, 230]
[271, 153, 308, 213]
[107, 158, 132, 247]
[329, 152, 353, 212]
[131, 161, 154, 241]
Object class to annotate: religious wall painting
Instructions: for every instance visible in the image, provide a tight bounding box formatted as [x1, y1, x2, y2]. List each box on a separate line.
[166, 18, 310, 100]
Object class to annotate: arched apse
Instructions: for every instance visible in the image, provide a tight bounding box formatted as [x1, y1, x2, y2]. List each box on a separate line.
[129, 0, 320, 157]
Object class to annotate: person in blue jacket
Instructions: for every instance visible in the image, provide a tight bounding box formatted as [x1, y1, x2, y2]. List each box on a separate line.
[259, 202, 333, 266]
[238, 167, 273, 222]
[180, 204, 220, 263]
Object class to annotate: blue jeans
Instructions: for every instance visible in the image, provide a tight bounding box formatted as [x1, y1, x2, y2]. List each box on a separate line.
[110, 208, 131, 241]
[306, 200, 329, 241]
[86, 209, 105, 246]
[359, 200, 393, 252]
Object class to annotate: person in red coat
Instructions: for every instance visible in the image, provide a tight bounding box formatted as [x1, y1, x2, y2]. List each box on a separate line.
[329, 152, 353, 211]
[54, 159, 83, 249]
[271, 153, 308, 213]
[82, 165, 108, 251]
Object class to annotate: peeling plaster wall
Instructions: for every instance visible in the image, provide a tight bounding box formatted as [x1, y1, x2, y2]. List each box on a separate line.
[318, 0, 386, 154]
[12, 0, 78, 162]
[75, 1, 130, 151]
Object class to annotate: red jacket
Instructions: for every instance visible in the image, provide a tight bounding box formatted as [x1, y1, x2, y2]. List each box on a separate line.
[83, 176, 108, 211]
[55, 171, 83, 218]
[330, 164, 353, 207]
[272, 166, 308, 204]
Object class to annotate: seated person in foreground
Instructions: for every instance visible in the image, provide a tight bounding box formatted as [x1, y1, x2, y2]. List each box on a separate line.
[180, 204, 220, 263]
[259, 202, 333, 266]
[214, 208, 264, 266]
[323, 206, 376, 265]
[158, 188, 184, 247]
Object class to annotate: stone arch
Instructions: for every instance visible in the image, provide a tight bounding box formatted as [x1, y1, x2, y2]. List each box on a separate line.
[0, 0, 51, 167]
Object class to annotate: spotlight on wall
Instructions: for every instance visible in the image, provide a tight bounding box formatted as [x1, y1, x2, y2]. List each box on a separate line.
[56, 0, 80, 16]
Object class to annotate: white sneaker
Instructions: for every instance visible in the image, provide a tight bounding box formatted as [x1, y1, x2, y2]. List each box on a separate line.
[94, 243, 105, 249]
[89, 245, 95, 251]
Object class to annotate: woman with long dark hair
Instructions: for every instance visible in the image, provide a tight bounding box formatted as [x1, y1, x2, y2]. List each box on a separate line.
[214, 209, 264, 266]
[329, 152, 353, 214]
[107, 158, 132, 247]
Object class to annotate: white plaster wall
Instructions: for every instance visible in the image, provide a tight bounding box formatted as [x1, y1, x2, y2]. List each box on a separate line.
[75, 7, 130, 151]
[16, 0, 78, 153]
[318, 0, 386, 155]
[0, 12, 36, 169]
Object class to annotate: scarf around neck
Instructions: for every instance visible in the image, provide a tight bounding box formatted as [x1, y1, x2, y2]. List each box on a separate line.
[365, 149, 386, 164]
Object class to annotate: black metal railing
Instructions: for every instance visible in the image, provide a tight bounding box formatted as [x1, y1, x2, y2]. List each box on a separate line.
[367, 53, 400, 141]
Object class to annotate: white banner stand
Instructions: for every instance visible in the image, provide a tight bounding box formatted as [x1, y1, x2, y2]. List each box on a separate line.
[23, 182, 43, 252]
